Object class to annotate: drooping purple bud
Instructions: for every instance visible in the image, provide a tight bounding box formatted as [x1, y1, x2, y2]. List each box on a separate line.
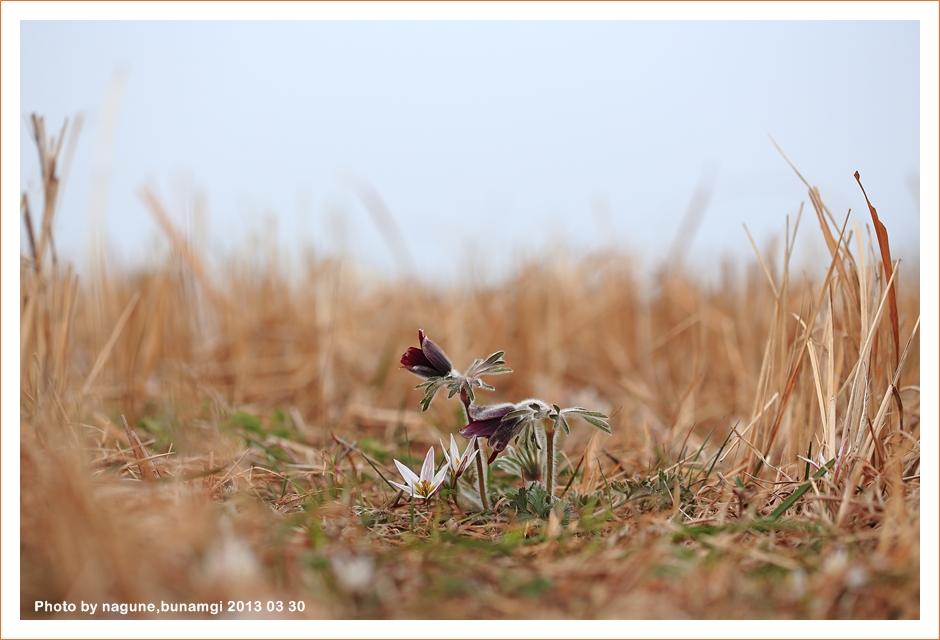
[467, 403, 516, 422]
[459, 403, 515, 439]
[486, 412, 525, 456]
[400, 346, 440, 378]
[459, 420, 499, 438]
[418, 330, 453, 376]
[400, 329, 453, 379]
[460, 402, 523, 461]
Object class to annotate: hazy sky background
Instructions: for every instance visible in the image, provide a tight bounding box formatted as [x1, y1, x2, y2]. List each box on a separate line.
[15, 10, 926, 286]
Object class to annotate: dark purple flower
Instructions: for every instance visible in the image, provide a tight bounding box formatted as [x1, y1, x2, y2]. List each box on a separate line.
[400, 329, 454, 379]
[460, 403, 524, 463]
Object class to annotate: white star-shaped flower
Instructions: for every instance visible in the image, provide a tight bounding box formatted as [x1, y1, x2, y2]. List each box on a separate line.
[440, 433, 479, 479]
[390, 446, 449, 501]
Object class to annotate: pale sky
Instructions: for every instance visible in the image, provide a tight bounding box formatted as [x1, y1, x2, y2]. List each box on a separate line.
[13, 7, 926, 284]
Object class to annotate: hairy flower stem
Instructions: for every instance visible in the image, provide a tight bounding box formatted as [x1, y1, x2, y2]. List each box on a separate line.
[544, 425, 556, 497]
[459, 388, 471, 423]
[460, 388, 489, 511]
[474, 439, 489, 510]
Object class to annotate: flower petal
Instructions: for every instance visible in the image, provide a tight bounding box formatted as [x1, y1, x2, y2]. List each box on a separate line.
[458, 441, 479, 474]
[400, 346, 440, 378]
[419, 332, 453, 375]
[400, 346, 432, 368]
[432, 464, 449, 489]
[488, 415, 524, 454]
[394, 458, 419, 487]
[463, 439, 479, 464]
[420, 447, 436, 483]
[459, 419, 500, 439]
[467, 402, 516, 422]
[406, 365, 444, 379]
[388, 480, 411, 494]
[439, 438, 453, 470]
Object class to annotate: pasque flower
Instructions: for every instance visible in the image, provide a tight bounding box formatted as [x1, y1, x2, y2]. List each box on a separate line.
[400, 329, 454, 379]
[390, 446, 449, 501]
[460, 402, 525, 463]
[440, 433, 479, 479]
[398, 328, 611, 507]
[401, 330, 511, 413]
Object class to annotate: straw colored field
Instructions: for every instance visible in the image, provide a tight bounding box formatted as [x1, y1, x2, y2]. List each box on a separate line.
[20, 116, 920, 620]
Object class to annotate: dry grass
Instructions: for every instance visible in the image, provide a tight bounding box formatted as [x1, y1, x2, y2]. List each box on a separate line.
[20, 115, 920, 621]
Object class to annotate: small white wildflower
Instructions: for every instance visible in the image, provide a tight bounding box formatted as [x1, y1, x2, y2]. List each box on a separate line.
[440, 433, 478, 479]
[390, 446, 448, 502]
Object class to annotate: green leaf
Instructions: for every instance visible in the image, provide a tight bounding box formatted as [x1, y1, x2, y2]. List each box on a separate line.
[580, 414, 611, 434]
[803, 442, 813, 482]
[557, 412, 571, 435]
[482, 367, 511, 377]
[766, 459, 835, 521]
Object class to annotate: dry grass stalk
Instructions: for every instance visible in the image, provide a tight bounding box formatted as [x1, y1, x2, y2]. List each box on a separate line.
[120, 414, 158, 481]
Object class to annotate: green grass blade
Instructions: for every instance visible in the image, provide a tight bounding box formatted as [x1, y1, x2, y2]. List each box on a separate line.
[766, 458, 835, 521]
